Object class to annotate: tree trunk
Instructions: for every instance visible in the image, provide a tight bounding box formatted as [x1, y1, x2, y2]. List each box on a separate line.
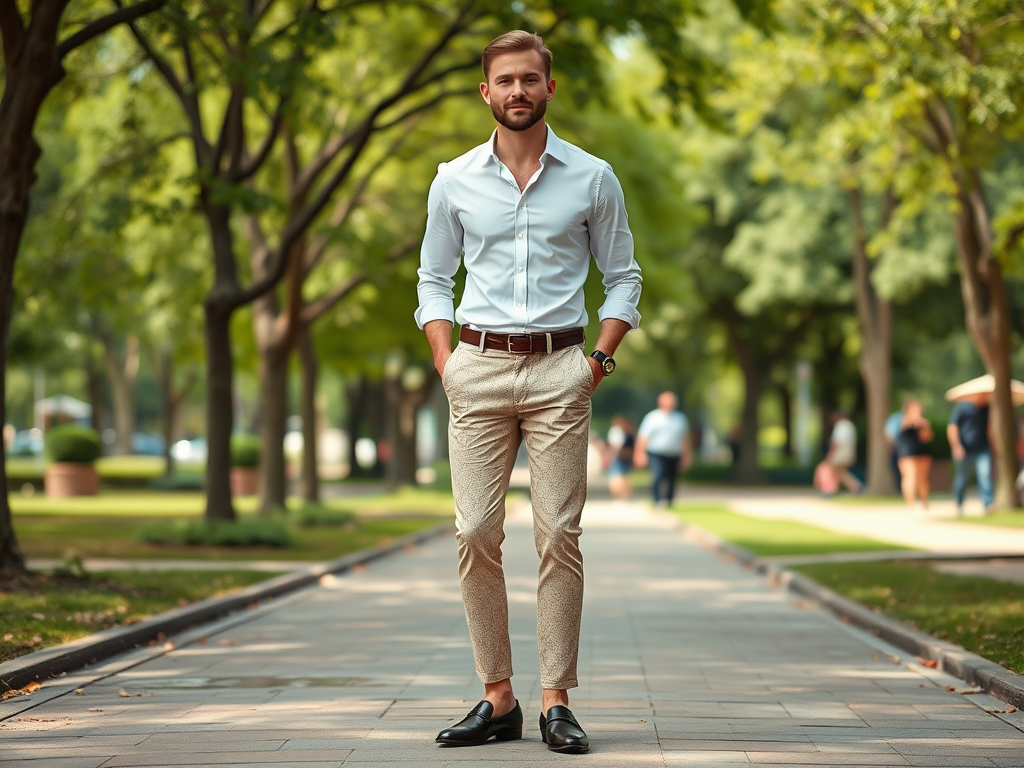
[345, 376, 386, 479]
[0, 4, 68, 574]
[384, 369, 436, 490]
[858, 324, 894, 495]
[299, 327, 320, 503]
[849, 187, 896, 496]
[732, 364, 766, 484]
[158, 348, 176, 477]
[776, 380, 793, 459]
[85, 345, 104, 433]
[954, 177, 1020, 509]
[256, 343, 289, 513]
[101, 333, 140, 455]
[203, 293, 237, 521]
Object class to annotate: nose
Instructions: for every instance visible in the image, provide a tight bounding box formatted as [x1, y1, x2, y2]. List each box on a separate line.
[511, 78, 527, 97]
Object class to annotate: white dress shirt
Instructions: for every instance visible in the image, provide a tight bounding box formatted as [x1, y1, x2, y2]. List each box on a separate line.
[415, 126, 641, 333]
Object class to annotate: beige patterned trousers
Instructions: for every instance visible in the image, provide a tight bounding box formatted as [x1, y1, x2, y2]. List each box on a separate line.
[442, 340, 593, 690]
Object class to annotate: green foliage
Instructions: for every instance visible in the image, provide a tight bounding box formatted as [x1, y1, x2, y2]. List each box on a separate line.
[290, 503, 356, 528]
[44, 425, 102, 464]
[230, 433, 261, 468]
[135, 518, 292, 547]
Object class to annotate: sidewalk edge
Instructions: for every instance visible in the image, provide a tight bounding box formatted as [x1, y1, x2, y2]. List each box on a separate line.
[670, 517, 1024, 710]
[0, 521, 454, 694]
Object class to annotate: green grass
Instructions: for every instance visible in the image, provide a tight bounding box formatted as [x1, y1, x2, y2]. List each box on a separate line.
[0, 569, 275, 666]
[14, 515, 443, 562]
[9, 486, 455, 518]
[794, 561, 1024, 675]
[952, 512, 1024, 529]
[671, 502, 911, 557]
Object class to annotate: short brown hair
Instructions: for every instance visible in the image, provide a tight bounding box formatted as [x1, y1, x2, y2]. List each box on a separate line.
[481, 30, 552, 80]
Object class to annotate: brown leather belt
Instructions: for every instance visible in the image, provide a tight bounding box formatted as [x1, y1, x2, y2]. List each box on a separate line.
[459, 327, 585, 354]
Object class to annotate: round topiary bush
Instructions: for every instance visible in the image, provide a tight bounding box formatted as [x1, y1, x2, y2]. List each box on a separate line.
[230, 433, 262, 468]
[45, 425, 102, 464]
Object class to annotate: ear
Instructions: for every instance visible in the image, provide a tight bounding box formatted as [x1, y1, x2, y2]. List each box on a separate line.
[480, 82, 491, 104]
[547, 78, 556, 100]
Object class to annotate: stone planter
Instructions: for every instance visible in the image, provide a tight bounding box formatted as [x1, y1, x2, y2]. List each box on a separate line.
[230, 467, 260, 496]
[45, 463, 101, 499]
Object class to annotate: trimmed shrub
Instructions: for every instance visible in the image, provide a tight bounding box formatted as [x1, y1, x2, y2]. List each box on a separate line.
[135, 517, 292, 548]
[230, 433, 261, 468]
[45, 425, 101, 464]
[291, 503, 356, 528]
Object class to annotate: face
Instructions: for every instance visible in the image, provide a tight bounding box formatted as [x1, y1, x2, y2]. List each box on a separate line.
[905, 400, 921, 419]
[480, 49, 554, 132]
[658, 392, 677, 412]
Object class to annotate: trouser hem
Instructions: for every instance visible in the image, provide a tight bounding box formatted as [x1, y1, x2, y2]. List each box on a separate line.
[541, 678, 579, 691]
[479, 668, 515, 685]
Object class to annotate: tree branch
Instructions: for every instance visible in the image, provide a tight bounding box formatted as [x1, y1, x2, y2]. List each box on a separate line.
[0, 1, 26, 72]
[301, 234, 417, 324]
[58, 0, 165, 58]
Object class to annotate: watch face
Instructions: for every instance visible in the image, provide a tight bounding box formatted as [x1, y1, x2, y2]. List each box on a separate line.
[601, 358, 616, 375]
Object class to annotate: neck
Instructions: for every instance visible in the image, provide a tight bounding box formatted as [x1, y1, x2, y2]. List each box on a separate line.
[493, 120, 547, 167]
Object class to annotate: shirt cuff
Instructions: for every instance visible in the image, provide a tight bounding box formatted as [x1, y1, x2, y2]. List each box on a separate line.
[598, 301, 641, 330]
[414, 301, 456, 330]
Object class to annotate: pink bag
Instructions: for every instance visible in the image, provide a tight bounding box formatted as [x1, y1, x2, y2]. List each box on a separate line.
[814, 461, 839, 494]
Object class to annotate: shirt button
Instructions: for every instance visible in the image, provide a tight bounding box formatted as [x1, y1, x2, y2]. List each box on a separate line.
[517, 232, 524, 239]
[518, 266, 524, 273]
[517, 303, 523, 308]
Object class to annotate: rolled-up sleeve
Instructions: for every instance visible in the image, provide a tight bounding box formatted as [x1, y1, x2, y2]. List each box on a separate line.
[591, 165, 642, 329]
[415, 166, 463, 329]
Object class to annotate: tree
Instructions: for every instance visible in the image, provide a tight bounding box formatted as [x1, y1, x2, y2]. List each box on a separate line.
[0, 0, 164, 574]
[809, 0, 1024, 507]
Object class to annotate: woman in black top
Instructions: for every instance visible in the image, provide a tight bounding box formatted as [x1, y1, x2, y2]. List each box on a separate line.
[895, 398, 933, 508]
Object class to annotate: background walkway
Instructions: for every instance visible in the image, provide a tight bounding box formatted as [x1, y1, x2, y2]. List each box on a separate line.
[3, 499, 1024, 767]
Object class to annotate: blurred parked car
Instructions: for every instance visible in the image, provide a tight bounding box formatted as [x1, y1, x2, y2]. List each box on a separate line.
[171, 437, 207, 464]
[10, 429, 43, 457]
[131, 432, 166, 456]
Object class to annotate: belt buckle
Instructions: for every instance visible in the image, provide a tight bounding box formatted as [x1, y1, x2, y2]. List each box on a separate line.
[507, 334, 532, 353]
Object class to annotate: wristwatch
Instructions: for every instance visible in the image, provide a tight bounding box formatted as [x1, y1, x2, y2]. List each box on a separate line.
[590, 350, 616, 376]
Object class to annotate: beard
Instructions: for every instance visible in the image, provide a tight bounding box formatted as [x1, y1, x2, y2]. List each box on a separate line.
[491, 96, 546, 131]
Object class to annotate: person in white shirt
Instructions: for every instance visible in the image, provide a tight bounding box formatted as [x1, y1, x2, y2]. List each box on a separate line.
[826, 410, 862, 494]
[418, 31, 641, 755]
[634, 392, 692, 507]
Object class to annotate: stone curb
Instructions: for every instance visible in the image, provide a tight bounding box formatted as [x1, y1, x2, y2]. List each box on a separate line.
[670, 517, 1024, 710]
[0, 521, 454, 694]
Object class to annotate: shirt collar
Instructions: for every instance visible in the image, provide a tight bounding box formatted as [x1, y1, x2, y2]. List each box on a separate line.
[481, 124, 569, 167]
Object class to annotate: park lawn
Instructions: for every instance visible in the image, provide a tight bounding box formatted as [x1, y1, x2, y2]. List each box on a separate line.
[14, 515, 445, 562]
[671, 502, 911, 557]
[9, 486, 455, 518]
[794, 561, 1024, 675]
[951, 511, 1024, 529]
[0, 569, 275, 665]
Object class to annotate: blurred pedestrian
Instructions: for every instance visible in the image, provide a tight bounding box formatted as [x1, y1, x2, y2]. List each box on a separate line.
[884, 409, 903, 490]
[947, 392, 993, 515]
[605, 416, 636, 501]
[823, 410, 862, 495]
[894, 398, 933, 508]
[635, 392, 692, 507]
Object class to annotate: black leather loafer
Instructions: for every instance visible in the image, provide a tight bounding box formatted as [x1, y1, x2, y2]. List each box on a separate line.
[436, 700, 523, 746]
[540, 705, 589, 753]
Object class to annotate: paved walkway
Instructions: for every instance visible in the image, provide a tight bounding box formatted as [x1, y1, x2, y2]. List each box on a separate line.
[4, 499, 1024, 767]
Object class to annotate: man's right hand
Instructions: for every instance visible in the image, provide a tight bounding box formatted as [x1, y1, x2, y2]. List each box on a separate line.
[952, 444, 966, 461]
[424, 320, 454, 377]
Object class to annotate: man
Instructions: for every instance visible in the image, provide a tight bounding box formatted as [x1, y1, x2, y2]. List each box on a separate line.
[415, 30, 641, 754]
[634, 391, 691, 507]
[824, 410, 862, 495]
[948, 392, 993, 515]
